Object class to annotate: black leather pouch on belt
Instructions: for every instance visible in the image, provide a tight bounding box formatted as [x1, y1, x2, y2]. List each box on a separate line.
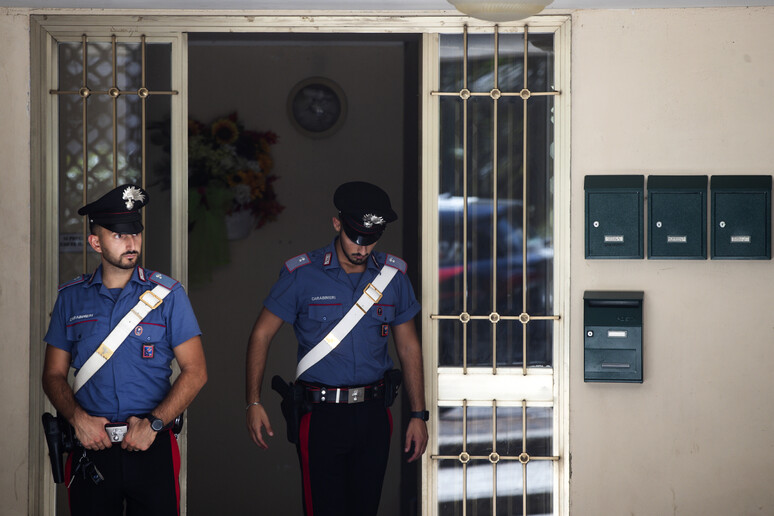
[383, 369, 402, 408]
[271, 375, 307, 444]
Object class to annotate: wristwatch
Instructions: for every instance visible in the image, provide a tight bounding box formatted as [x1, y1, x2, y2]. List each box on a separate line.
[409, 410, 430, 421]
[145, 414, 165, 432]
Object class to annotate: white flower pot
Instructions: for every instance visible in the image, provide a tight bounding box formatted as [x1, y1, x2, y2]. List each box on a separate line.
[225, 210, 255, 240]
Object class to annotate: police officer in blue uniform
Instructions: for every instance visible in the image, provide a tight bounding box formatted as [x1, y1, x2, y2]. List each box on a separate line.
[42, 185, 208, 516]
[245, 181, 429, 516]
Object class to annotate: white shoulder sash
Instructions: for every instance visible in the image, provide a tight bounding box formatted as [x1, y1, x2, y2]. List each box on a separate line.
[295, 258, 404, 380]
[73, 284, 171, 394]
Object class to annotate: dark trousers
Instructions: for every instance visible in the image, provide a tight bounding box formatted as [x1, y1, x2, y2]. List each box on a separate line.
[297, 401, 393, 516]
[66, 429, 180, 516]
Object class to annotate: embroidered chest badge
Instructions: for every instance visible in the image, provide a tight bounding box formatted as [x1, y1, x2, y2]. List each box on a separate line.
[377, 306, 383, 317]
[134, 325, 143, 336]
[142, 344, 155, 358]
[381, 324, 389, 337]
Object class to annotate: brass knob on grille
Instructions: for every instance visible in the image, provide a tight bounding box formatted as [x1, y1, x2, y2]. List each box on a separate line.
[459, 312, 471, 324]
[519, 88, 531, 100]
[78, 87, 91, 98]
[519, 312, 530, 324]
[490, 88, 502, 100]
[488, 452, 500, 464]
[489, 312, 500, 323]
[108, 87, 120, 98]
[459, 88, 471, 100]
[459, 451, 470, 464]
[137, 87, 150, 98]
[518, 452, 530, 464]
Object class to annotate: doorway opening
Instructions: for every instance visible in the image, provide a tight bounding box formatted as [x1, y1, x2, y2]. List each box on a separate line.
[184, 32, 421, 516]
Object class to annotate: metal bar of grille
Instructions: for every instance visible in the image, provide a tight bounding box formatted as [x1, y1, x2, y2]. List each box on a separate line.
[521, 26, 530, 377]
[462, 25, 470, 375]
[111, 35, 118, 187]
[81, 34, 89, 275]
[141, 35, 147, 269]
[491, 399, 498, 514]
[522, 400, 528, 515]
[491, 25, 499, 376]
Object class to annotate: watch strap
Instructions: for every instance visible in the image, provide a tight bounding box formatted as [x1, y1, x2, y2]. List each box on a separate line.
[409, 410, 429, 421]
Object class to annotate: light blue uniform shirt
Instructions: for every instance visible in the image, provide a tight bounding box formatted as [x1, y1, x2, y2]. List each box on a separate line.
[45, 266, 201, 421]
[264, 238, 421, 386]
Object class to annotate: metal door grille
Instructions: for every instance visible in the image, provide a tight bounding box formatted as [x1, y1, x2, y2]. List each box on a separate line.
[430, 24, 562, 516]
[50, 34, 177, 281]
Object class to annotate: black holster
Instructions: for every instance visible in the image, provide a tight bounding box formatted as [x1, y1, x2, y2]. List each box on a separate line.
[271, 376, 308, 444]
[383, 369, 402, 408]
[42, 412, 75, 484]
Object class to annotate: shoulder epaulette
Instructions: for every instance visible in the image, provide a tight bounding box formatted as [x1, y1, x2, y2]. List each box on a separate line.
[385, 254, 407, 274]
[147, 270, 180, 290]
[58, 275, 87, 292]
[285, 253, 311, 273]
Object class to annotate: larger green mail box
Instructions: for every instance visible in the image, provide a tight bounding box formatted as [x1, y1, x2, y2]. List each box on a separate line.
[584, 291, 643, 383]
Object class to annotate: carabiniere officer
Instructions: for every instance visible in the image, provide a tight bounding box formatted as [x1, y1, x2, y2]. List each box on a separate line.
[245, 181, 429, 516]
[42, 185, 207, 516]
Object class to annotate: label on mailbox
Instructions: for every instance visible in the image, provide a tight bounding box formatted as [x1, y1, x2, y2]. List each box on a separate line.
[607, 330, 628, 338]
[730, 235, 751, 244]
[667, 235, 687, 243]
[604, 235, 624, 243]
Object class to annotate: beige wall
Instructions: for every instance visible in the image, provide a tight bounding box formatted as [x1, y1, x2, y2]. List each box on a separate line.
[570, 7, 774, 516]
[2, 5, 774, 516]
[0, 8, 32, 516]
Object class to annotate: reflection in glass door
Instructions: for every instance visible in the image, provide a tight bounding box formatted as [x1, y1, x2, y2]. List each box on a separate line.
[430, 25, 563, 516]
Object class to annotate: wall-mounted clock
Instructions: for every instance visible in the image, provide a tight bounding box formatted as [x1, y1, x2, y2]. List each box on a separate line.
[287, 77, 347, 139]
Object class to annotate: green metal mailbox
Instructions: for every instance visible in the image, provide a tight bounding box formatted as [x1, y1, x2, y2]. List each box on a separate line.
[585, 175, 644, 259]
[710, 175, 771, 260]
[584, 291, 643, 383]
[647, 175, 708, 259]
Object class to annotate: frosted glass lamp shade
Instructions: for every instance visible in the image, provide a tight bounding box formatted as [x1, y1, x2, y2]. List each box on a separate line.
[447, 0, 553, 22]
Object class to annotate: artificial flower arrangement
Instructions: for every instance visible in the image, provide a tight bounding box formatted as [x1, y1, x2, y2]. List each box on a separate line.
[188, 112, 284, 229]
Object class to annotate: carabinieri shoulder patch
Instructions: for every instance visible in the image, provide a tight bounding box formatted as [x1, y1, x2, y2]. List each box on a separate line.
[285, 253, 311, 273]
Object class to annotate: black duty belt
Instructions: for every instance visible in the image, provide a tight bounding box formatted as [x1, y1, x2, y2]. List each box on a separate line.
[301, 380, 385, 404]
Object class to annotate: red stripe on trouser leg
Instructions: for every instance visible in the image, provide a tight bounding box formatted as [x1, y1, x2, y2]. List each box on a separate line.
[299, 412, 313, 516]
[169, 430, 181, 516]
[387, 407, 393, 437]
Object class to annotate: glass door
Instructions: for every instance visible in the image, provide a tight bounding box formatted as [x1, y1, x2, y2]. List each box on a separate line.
[425, 23, 567, 516]
[41, 28, 187, 515]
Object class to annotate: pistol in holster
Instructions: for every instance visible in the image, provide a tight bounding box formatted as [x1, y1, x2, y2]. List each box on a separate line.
[42, 412, 75, 484]
[383, 368, 402, 408]
[271, 375, 309, 445]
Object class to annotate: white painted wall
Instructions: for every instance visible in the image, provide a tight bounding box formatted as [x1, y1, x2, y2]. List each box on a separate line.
[0, 9, 32, 516]
[2, 5, 773, 516]
[570, 7, 774, 515]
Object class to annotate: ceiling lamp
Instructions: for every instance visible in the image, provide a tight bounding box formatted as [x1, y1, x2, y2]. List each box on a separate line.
[447, 0, 553, 22]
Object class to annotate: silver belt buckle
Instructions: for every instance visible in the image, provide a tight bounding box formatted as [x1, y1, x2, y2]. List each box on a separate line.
[348, 387, 364, 403]
[105, 423, 128, 442]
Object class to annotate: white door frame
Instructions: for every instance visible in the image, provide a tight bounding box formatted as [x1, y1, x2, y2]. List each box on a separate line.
[28, 12, 571, 516]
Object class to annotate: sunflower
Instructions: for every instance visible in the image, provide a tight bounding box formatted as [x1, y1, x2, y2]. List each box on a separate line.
[211, 118, 239, 146]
